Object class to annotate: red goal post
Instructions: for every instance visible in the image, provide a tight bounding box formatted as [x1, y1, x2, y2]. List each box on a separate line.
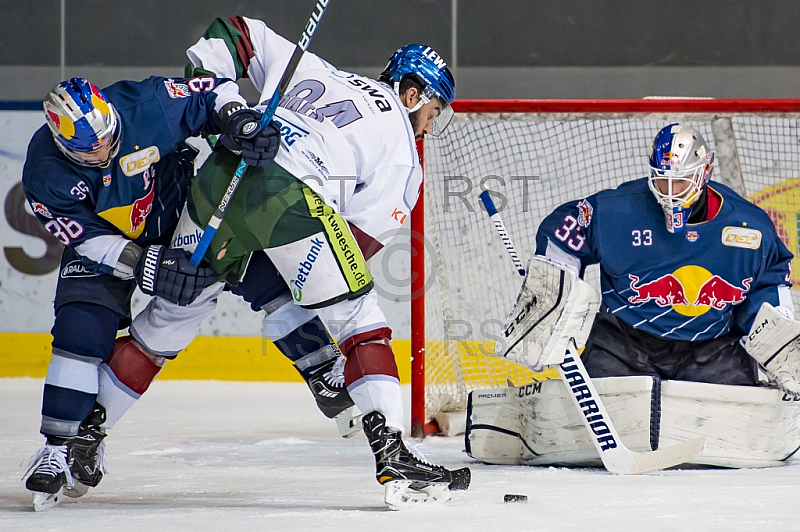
[411, 98, 800, 438]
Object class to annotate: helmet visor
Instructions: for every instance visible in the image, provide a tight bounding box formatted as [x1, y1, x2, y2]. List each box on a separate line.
[430, 104, 453, 137]
[417, 87, 453, 137]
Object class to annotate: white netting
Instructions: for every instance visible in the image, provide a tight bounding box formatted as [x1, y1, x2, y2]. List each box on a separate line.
[419, 110, 800, 420]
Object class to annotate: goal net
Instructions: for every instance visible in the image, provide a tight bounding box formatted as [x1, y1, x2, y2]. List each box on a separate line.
[411, 99, 800, 437]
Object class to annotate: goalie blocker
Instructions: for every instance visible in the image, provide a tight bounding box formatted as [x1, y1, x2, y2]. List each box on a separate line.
[466, 376, 800, 468]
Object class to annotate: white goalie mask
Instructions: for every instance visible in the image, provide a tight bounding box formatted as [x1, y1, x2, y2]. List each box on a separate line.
[647, 123, 714, 233]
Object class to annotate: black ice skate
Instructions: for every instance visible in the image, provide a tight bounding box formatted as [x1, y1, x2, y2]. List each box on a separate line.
[362, 411, 471, 509]
[65, 403, 108, 498]
[22, 442, 75, 512]
[298, 356, 362, 438]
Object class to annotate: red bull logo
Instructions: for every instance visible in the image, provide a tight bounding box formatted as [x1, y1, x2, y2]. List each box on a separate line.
[628, 266, 752, 315]
[164, 79, 191, 98]
[659, 150, 680, 169]
[693, 275, 752, 310]
[130, 184, 155, 233]
[30, 201, 53, 219]
[577, 199, 593, 228]
[628, 274, 689, 306]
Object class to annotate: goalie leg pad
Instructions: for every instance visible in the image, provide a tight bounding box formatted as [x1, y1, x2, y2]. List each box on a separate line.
[467, 375, 800, 468]
[499, 256, 600, 371]
[466, 376, 656, 466]
[660, 380, 800, 467]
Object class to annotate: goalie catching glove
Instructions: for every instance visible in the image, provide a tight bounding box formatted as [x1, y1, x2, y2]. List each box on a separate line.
[744, 302, 800, 397]
[134, 245, 217, 306]
[497, 255, 601, 371]
[218, 104, 281, 167]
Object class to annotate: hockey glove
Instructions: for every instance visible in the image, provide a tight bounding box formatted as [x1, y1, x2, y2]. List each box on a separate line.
[134, 245, 217, 306]
[218, 105, 281, 167]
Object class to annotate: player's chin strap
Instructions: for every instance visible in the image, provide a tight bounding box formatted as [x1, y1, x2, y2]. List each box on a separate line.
[393, 81, 427, 113]
[744, 302, 800, 397]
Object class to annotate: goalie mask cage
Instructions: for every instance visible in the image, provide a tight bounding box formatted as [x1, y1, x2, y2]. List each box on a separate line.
[411, 98, 800, 438]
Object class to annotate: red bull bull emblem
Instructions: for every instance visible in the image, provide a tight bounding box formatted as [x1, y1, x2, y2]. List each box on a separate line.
[686, 231, 699, 242]
[577, 199, 593, 227]
[30, 201, 53, 219]
[693, 276, 752, 310]
[130, 184, 155, 233]
[628, 271, 752, 311]
[628, 274, 689, 306]
[164, 79, 191, 99]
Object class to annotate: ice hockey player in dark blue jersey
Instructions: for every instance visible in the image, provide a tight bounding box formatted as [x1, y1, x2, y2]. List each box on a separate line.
[535, 123, 794, 384]
[467, 122, 800, 470]
[20, 76, 280, 511]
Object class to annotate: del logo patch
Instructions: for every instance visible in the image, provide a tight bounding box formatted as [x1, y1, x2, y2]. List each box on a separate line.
[119, 146, 160, 176]
[722, 226, 762, 249]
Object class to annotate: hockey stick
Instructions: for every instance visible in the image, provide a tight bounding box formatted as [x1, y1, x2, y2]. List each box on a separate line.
[190, 0, 332, 267]
[478, 189, 705, 474]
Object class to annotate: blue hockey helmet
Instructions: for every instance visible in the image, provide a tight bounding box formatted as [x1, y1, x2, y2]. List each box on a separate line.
[380, 44, 455, 136]
[43, 77, 121, 167]
[647, 123, 714, 234]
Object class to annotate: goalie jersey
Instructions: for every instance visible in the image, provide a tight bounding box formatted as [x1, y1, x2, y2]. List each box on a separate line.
[535, 177, 793, 341]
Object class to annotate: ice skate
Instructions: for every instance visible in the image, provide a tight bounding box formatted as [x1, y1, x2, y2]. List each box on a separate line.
[65, 403, 108, 498]
[300, 356, 362, 438]
[22, 442, 74, 512]
[362, 411, 471, 510]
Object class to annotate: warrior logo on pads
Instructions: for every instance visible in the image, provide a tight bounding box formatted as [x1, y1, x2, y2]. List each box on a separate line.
[291, 237, 326, 302]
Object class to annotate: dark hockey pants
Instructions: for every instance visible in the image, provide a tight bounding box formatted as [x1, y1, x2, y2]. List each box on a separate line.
[581, 311, 758, 386]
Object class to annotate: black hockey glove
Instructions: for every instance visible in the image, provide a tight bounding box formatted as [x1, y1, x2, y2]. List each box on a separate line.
[134, 245, 217, 306]
[218, 105, 281, 167]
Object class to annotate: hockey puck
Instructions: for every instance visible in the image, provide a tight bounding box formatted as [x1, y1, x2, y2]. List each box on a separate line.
[504, 494, 528, 503]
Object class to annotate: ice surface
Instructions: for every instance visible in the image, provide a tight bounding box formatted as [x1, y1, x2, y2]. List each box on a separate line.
[2, 378, 800, 531]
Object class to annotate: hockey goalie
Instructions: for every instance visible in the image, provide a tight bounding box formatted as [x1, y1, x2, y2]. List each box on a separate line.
[467, 123, 800, 469]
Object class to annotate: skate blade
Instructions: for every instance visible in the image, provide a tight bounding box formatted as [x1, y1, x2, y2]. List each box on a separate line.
[384, 480, 452, 510]
[335, 406, 363, 439]
[64, 480, 90, 499]
[32, 487, 65, 512]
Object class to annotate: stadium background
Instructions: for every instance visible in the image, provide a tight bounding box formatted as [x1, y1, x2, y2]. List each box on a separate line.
[2, 0, 800, 381]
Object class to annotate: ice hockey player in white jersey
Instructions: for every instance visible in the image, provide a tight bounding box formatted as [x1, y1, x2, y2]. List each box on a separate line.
[124, 16, 470, 509]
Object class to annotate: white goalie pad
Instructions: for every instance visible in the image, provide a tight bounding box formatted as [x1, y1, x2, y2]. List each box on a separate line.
[466, 377, 800, 468]
[497, 256, 601, 371]
[466, 376, 654, 467]
[744, 303, 800, 397]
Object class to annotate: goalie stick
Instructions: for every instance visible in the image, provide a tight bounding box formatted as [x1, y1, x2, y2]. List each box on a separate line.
[478, 188, 705, 474]
[190, 0, 333, 267]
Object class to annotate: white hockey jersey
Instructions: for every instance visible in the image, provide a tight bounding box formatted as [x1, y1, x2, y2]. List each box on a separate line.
[187, 16, 422, 248]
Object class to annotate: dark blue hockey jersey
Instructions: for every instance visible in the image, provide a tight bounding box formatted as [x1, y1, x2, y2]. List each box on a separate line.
[535, 177, 793, 340]
[22, 76, 229, 249]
